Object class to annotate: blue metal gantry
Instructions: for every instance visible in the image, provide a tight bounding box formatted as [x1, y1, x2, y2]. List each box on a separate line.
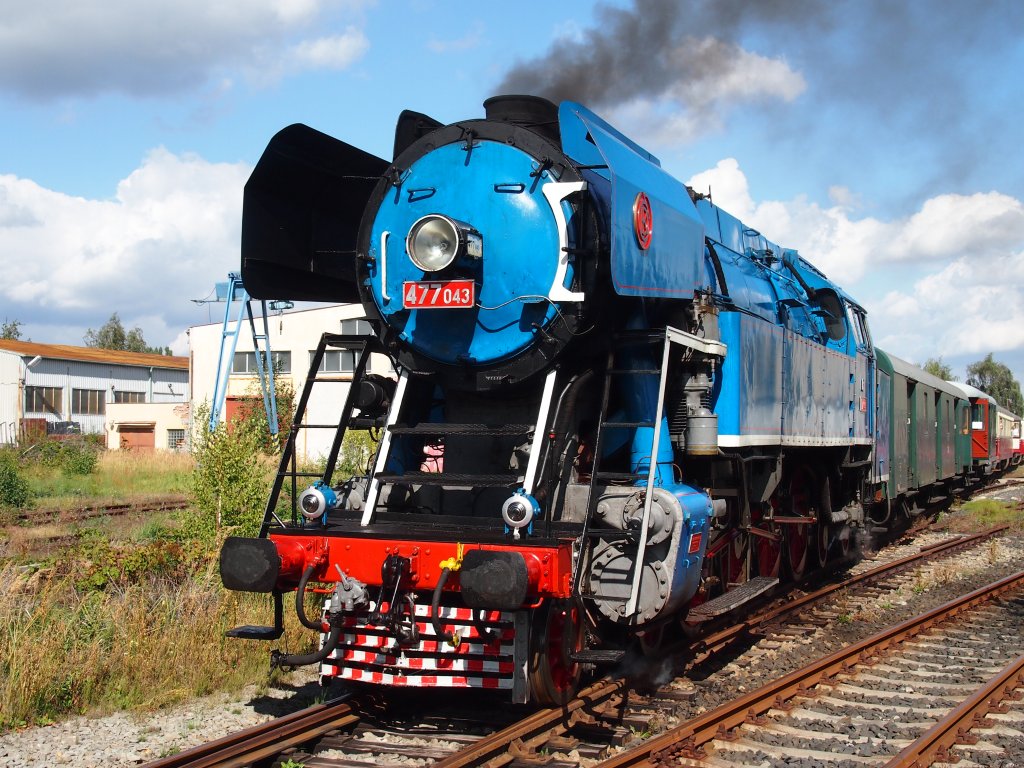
[208, 273, 286, 434]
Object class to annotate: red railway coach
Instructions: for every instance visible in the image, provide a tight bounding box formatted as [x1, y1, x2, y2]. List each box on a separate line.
[959, 383, 1020, 473]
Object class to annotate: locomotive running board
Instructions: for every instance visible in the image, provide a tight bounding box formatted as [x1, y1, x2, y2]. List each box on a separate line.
[686, 576, 779, 621]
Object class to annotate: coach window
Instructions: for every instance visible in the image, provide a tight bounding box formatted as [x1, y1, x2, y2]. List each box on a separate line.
[971, 403, 985, 429]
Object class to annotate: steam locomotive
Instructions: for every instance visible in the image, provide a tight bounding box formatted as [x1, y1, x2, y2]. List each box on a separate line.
[219, 95, 1022, 704]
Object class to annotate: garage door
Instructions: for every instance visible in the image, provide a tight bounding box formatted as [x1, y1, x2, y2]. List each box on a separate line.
[119, 426, 155, 451]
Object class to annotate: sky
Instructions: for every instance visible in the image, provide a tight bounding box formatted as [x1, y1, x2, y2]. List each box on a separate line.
[1, 0, 1023, 385]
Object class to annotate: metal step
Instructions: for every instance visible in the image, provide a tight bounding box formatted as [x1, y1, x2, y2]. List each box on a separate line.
[601, 421, 656, 429]
[593, 471, 645, 482]
[686, 576, 779, 621]
[374, 472, 520, 487]
[225, 625, 283, 640]
[388, 423, 533, 436]
[571, 649, 626, 665]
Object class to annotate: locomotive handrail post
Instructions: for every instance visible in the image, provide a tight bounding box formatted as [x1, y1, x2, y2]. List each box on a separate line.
[360, 369, 411, 526]
[623, 330, 674, 618]
[522, 368, 559, 496]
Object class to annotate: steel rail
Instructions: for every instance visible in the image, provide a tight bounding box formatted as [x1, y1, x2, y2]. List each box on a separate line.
[688, 526, 1009, 659]
[430, 678, 626, 768]
[883, 652, 1024, 768]
[139, 529, 1007, 768]
[597, 568, 1024, 767]
[140, 697, 360, 768]
[16, 495, 189, 524]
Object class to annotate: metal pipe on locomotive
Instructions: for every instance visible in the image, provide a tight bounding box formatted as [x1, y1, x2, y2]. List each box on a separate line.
[218, 95, 1016, 704]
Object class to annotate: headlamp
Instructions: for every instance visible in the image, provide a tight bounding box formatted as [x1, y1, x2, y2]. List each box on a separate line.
[406, 214, 482, 272]
[502, 490, 539, 540]
[299, 481, 338, 521]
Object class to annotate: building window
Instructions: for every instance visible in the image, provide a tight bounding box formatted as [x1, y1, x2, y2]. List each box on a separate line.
[340, 319, 373, 336]
[72, 389, 106, 416]
[167, 429, 186, 450]
[310, 349, 357, 374]
[25, 386, 62, 416]
[232, 350, 291, 374]
[113, 390, 146, 404]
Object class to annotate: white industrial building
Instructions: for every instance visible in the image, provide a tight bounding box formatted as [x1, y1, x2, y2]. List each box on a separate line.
[188, 304, 391, 462]
[0, 339, 189, 449]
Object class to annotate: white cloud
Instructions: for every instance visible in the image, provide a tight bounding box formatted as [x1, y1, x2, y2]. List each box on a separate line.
[287, 27, 369, 70]
[872, 252, 1024, 358]
[887, 192, 1024, 262]
[0, 0, 373, 99]
[0, 150, 251, 350]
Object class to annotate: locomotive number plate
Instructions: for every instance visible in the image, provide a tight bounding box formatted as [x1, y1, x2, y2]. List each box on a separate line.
[402, 280, 475, 309]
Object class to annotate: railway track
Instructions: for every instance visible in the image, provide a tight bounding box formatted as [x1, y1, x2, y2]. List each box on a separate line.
[140, 527, 1016, 768]
[599, 569, 1024, 767]
[14, 495, 189, 526]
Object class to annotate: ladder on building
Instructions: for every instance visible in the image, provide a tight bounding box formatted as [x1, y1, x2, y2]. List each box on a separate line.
[208, 273, 280, 435]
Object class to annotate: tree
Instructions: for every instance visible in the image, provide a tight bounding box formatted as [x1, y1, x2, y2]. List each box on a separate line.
[966, 353, 1024, 415]
[1, 318, 23, 340]
[923, 357, 956, 381]
[83, 313, 170, 355]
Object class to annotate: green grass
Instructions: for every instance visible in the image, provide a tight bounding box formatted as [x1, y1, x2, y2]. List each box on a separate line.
[22, 450, 194, 506]
[0, 558, 316, 730]
[956, 498, 1024, 531]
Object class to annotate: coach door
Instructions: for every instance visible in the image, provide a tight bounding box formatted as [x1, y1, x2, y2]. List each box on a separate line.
[971, 399, 989, 459]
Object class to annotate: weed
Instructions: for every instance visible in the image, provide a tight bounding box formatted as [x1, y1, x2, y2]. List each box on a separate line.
[987, 538, 1003, 564]
[189, 402, 273, 538]
[0, 450, 29, 509]
[280, 760, 307, 768]
[0, 563, 310, 730]
[837, 613, 852, 624]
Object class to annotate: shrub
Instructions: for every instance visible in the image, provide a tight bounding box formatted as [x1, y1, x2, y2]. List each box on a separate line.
[337, 430, 378, 478]
[189, 403, 271, 539]
[0, 451, 30, 508]
[30, 437, 99, 476]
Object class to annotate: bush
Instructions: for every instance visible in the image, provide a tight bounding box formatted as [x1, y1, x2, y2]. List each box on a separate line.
[31, 437, 99, 476]
[0, 450, 30, 508]
[337, 430, 378, 478]
[189, 403, 272, 539]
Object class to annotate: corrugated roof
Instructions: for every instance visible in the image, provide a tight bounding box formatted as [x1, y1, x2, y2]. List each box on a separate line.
[0, 339, 188, 369]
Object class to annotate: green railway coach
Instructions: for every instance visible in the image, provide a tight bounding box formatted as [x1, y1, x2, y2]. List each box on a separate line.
[873, 350, 970, 516]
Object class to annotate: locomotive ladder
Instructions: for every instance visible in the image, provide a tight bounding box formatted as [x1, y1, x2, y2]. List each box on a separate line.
[260, 332, 381, 536]
[359, 368, 558, 526]
[574, 326, 726, 621]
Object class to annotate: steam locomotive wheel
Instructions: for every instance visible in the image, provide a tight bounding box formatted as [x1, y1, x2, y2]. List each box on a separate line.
[784, 466, 815, 581]
[529, 600, 583, 706]
[754, 516, 781, 578]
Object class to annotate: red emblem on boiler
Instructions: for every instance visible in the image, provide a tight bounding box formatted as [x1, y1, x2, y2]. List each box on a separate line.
[633, 191, 653, 250]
